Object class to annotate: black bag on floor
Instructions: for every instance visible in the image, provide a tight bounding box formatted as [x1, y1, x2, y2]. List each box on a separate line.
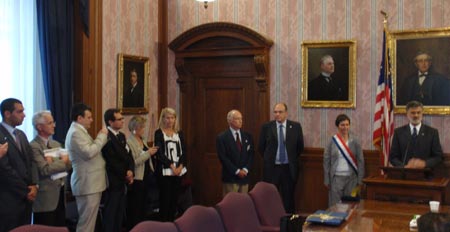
[280, 214, 304, 232]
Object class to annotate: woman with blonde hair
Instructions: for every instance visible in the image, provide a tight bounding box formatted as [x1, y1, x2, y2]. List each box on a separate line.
[126, 116, 158, 229]
[154, 107, 187, 221]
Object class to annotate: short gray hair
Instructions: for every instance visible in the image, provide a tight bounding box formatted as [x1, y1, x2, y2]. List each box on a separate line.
[128, 116, 146, 132]
[32, 110, 52, 130]
[406, 101, 424, 111]
[320, 54, 333, 65]
[227, 110, 240, 123]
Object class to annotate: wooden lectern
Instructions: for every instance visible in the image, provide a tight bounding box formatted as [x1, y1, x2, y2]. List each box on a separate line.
[363, 167, 449, 203]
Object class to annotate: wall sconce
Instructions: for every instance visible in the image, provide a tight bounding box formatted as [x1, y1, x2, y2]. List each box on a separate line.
[196, 0, 215, 9]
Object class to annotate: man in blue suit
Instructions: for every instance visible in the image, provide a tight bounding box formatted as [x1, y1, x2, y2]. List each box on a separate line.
[216, 109, 254, 196]
[0, 98, 38, 232]
[259, 103, 304, 213]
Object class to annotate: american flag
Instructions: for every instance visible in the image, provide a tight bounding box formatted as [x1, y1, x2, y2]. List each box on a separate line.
[373, 30, 394, 168]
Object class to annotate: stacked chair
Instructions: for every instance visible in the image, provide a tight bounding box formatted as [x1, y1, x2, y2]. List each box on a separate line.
[130, 181, 287, 232]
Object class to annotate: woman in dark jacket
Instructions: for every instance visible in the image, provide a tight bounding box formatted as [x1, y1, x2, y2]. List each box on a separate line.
[154, 107, 187, 221]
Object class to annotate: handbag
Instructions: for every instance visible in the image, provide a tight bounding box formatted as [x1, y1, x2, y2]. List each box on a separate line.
[280, 214, 304, 232]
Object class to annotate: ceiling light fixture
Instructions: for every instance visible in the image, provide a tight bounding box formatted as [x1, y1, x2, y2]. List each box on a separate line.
[196, 0, 215, 9]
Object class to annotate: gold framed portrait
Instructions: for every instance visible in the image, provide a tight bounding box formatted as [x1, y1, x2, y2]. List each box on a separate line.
[301, 40, 356, 108]
[117, 53, 149, 114]
[390, 27, 450, 115]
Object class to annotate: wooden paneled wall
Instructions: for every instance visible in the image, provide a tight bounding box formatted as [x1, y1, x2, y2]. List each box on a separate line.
[296, 147, 450, 213]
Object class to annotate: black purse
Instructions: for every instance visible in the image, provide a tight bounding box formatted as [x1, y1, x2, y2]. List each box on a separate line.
[280, 214, 304, 232]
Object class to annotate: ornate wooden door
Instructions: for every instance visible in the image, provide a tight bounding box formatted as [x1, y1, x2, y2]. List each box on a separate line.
[170, 22, 272, 206]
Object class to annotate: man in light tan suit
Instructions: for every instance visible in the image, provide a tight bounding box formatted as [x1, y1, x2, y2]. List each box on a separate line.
[31, 110, 71, 226]
[65, 103, 108, 232]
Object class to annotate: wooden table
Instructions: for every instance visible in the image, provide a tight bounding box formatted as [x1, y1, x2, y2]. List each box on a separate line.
[363, 176, 449, 203]
[302, 200, 450, 232]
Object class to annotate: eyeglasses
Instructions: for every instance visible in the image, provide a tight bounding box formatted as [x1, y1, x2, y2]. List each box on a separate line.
[42, 121, 56, 126]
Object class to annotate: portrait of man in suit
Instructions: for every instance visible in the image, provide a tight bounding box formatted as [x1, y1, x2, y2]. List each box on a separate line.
[389, 101, 443, 169]
[302, 41, 356, 108]
[397, 51, 450, 106]
[308, 54, 348, 101]
[258, 103, 304, 213]
[216, 109, 254, 196]
[123, 68, 144, 108]
[394, 36, 450, 110]
[118, 54, 149, 114]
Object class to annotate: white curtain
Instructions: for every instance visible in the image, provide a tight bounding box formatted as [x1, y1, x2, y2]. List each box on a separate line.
[0, 0, 46, 138]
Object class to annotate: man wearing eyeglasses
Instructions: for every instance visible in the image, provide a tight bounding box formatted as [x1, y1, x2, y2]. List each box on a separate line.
[397, 51, 450, 106]
[101, 108, 134, 232]
[30, 111, 71, 226]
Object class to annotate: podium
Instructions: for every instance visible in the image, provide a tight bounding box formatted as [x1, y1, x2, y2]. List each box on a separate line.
[363, 167, 449, 203]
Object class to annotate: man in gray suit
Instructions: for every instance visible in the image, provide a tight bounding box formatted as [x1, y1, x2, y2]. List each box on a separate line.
[65, 103, 108, 232]
[30, 111, 71, 226]
[0, 98, 38, 232]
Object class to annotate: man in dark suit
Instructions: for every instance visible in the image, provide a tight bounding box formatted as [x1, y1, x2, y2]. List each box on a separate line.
[0, 98, 38, 232]
[308, 55, 347, 101]
[216, 109, 254, 196]
[389, 101, 443, 168]
[123, 69, 144, 108]
[397, 51, 450, 106]
[258, 103, 304, 213]
[101, 108, 135, 232]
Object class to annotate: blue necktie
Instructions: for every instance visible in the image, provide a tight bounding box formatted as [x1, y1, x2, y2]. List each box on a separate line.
[279, 125, 287, 164]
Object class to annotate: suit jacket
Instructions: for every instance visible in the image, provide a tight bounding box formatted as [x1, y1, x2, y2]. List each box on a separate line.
[123, 83, 144, 108]
[323, 134, 365, 186]
[154, 129, 186, 176]
[308, 74, 347, 101]
[398, 72, 450, 105]
[101, 130, 135, 191]
[65, 122, 107, 196]
[127, 135, 154, 180]
[389, 124, 443, 168]
[216, 129, 254, 184]
[30, 136, 71, 212]
[0, 124, 37, 217]
[258, 120, 304, 182]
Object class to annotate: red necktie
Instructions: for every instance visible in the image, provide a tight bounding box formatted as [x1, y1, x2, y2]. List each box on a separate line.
[236, 132, 242, 152]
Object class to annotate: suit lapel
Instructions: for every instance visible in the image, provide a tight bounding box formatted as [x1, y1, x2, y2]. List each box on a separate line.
[226, 130, 240, 154]
[0, 124, 22, 153]
[271, 121, 277, 145]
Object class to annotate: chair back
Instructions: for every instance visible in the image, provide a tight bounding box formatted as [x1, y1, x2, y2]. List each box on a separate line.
[175, 205, 225, 232]
[10, 225, 69, 232]
[249, 181, 287, 227]
[216, 192, 262, 232]
[130, 221, 178, 232]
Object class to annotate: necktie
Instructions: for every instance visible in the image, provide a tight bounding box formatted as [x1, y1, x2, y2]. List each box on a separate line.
[13, 129, 21, 151]
[236, 132, 242, 152]
[419, 72, 428, 77]
[412, 127, 418, 139]
[279, 125, 287, 164]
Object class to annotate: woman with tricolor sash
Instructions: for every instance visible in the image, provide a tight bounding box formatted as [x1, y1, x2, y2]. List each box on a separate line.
[323, 114, 365, 207]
